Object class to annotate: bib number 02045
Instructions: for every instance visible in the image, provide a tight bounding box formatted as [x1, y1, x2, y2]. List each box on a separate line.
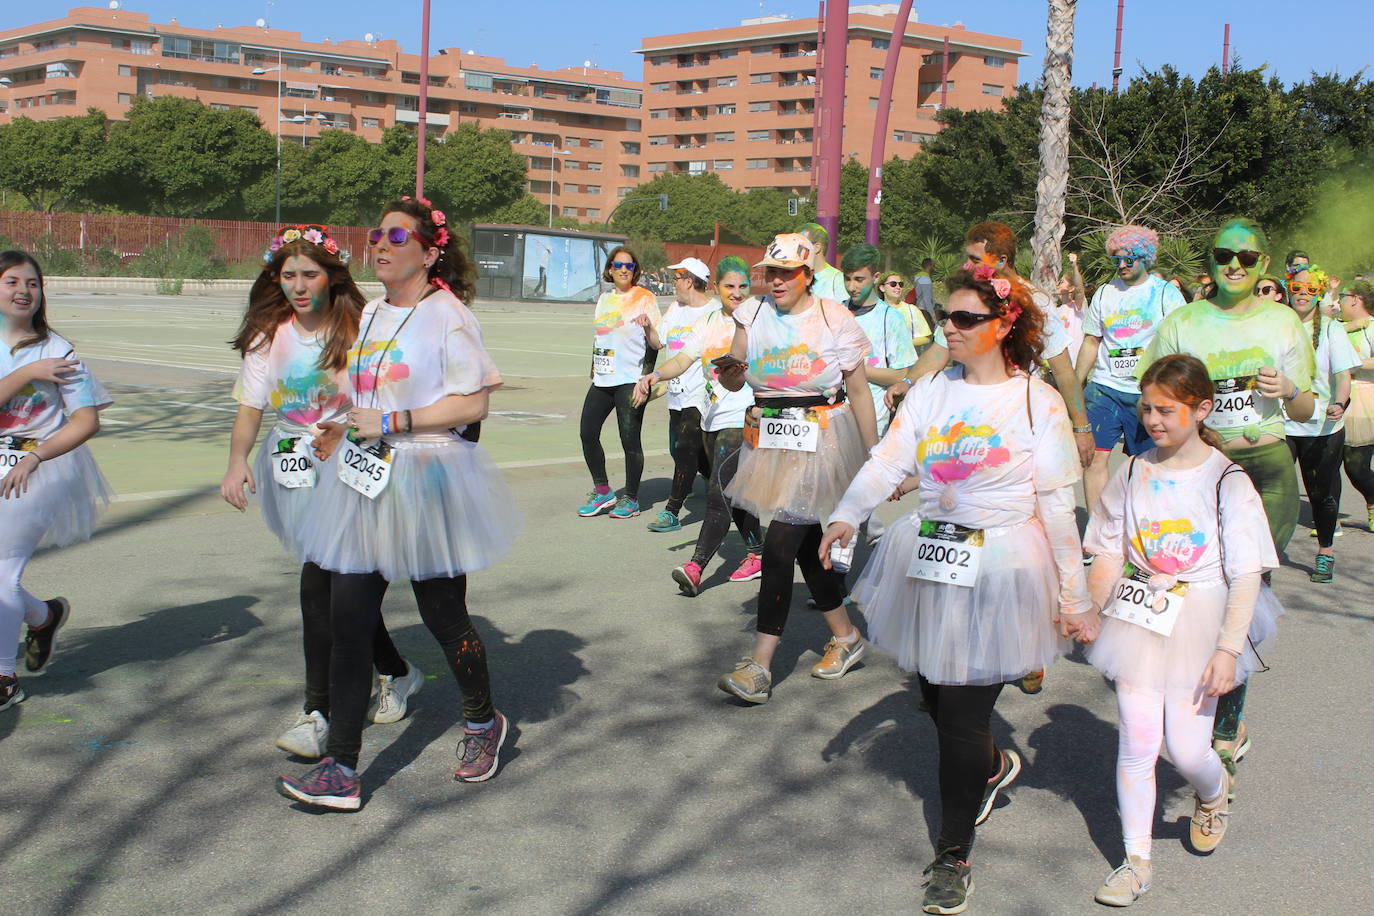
[271, 435, 317, 489]
[337, 437, 393, 499]
[907, 520, 985, 587]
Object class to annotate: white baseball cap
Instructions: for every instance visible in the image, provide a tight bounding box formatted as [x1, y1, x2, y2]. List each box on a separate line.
[666, 257, 711, 282]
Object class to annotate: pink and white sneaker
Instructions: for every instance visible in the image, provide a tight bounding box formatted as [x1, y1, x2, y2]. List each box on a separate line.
[672, 561, 703, 597]
[729, 553, 763, 582]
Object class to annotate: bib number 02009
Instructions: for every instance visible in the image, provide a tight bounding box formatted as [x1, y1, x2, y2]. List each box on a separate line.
[337, 437, 393, 499]
[907, 520, 984, 587]
[757, 415, 819, 452]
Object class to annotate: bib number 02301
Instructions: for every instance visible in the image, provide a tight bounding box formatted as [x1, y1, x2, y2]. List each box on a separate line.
[907, 520, 984, 587]
[271, 435, 317, 489]
[337, 437, 393, 499]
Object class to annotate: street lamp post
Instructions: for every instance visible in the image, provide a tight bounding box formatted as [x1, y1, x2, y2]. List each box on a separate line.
[546, 148, 570, 227]
[251, 51, 284, 224]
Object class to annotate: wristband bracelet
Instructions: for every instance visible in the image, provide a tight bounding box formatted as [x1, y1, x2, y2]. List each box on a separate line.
[381, 412, 391, 437]
[403, 409, 413, 433]
[1283, 387, 1299, 403]
[1072, 425, 1092, 434]
[1339, 399, 1350, 409]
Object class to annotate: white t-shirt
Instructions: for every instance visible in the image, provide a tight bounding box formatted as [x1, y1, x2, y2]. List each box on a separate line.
[346, 291, 501, 435]
[1084, 448, 1277, 581]
[659, 299, 715, 412]
[810, 264, 848, 305]
[591, 286, 662, 388]
[0, 332, 111, 440]
[1083, 275, 1187, 394]
[233, 318, 351, 433]
[736, 296, 871, 401]
[676, 304, 755, 432]
[850, 300, 918, 430]
[1285, 314, 1360, 438]
[933, 288, 1071, 364]
[832, 367, 1081, 531]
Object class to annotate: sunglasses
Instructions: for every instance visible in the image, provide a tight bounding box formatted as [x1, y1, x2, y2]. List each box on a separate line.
[1110, 255, 1139, 267]
[1257, 285, 1279, 296]
[367, 226, 421, 246]
[1288, 282, 1320, 295]
[609, 261, 637, 270]
[937, 308, 1001, 330]
[1212, 248, 1263, 268]
[884, 280, 905, 287]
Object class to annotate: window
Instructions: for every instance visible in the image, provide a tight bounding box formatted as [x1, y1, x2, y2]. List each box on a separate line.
[719, 48, 738, 60]
[622, 141, 641, 154]
[619, 187, 633, 198]
[748, 129, 770, 141]
[584, 185, 602, 195]
[749, 101, 771, 113]
[751, 45, 774, 55]
[396, 95, 419, 110]
[713, 131, 735, 143]
[401, 71, 421, 84]
[362, 91, 384, 104]
[117, 92, 133, 105]
[984, 56, 1006, 68]
[622, 164, 640, 178]
[161, 37, 240, 64]
[45, 63, 76, 78]
[716, 76, 737, 88]
[586, 161, 602, 171]
[650, 55, 670, 66]
[285, 86, 318, 98]
[920, 81, 952, 95]
[750, 73, 773, 84]
[112, 38, 154, 55]
[239, 80, 259, 92]
[747, 158, 769, 169]
[869, 67, 883, 79]
[924, 52, 960, 66]
[459, 102, 478, 114]
[893, 130, 906, 142]
[982, 83, 1004, 97]
[651, 82, 670, 93]
[563, 206, 578, 216]
[713, 159, 734, 170]
[872, 38, 890, 50]
[565, 137, 582, 147]
[363, 66, 386, 79]
[465, 73, 494, 92]
[688, 161, 707, 174]
[362, 117, 381, 128]
[649, 136, 669, 146]
[562, 160, 580, 171]
[118, 65, 133, 78]
[209, 102, 231, 111]
[650, 109, 670, 119]
[587, 139, 603, 149]
[648, 162, 668, 173]
[715, 103, 736, 115]
[586, 208, 600, 219]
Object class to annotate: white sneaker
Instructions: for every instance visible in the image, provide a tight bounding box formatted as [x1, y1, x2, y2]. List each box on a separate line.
[369, 662, 424, 724]
[276, 710, 328, 758]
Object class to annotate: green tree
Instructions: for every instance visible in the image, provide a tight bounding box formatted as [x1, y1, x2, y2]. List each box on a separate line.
[608, 173, 740, 242]
[479, 193, 548, 227]
[0, 109, 110, 211]
[245, 129, 385, 225]
[423, 122, 530, 222]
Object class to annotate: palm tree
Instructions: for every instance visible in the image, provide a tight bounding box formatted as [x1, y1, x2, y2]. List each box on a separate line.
[1031, 0, 1077, 291]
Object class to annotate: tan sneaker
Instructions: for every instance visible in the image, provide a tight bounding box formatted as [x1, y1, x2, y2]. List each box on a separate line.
[1189, 792, 1229, 854]
[811, 635, 866, 679]
[1094, 856, 1152, 906]
[718, 657, 772, 704]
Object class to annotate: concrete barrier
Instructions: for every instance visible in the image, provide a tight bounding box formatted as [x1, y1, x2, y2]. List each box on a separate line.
[45, 276, 387, 299]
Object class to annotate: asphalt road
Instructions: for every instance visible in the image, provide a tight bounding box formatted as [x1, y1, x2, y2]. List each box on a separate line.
[1, 292, 1370, 914]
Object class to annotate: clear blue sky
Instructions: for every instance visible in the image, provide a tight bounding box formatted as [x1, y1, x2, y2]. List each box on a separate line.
[20, 1, 1371, 88]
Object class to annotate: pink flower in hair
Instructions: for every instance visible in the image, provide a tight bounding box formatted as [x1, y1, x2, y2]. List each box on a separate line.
[1005, 306, 1023, 323]
[434, 227, 450, 246]
[418, 196, 432, 207]
[401, 195, 412, 201]
[303, 228, 324, 245]
[990, 277, 1012, 299]
[961, 259, 978, 272]
[430, 209, 447, 226]
[323, 238, 339, 255]
[973, 263, 997, 282]
[268, 237, 284, 252]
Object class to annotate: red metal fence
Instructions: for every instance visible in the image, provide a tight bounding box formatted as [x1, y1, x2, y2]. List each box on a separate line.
[0, 210, 372, 265]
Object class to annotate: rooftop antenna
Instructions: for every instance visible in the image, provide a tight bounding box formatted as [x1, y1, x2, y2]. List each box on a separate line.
[256, 18, 267, 29]
[108, 1, 120, 10]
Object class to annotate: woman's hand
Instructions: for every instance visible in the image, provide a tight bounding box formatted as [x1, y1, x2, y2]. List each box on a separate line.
[346, 407, 384, 440]
[0, 454, 41, 500]
[1327, 402, 1346, 421]
[1057, 609, 1101, 643]
[631, 313, 651, 329]
[23, 358, 80, 384]
[819, 522, 855, 570]
[715, 359, 746, 392]
[313, 422, 346, 461]
[884, 377, 912, 411]
[1255, 366, 1293, 400]
[632, 372, 659, 408]
[1201, 650, 1239, 697]
[220, 458, 256, 511]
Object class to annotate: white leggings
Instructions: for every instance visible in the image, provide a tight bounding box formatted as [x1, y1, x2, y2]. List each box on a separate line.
[0, 554, 49, 677]
[1116, 683, 1228, 859]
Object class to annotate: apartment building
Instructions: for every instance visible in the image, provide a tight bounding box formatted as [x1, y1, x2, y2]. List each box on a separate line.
[637, 5, 1022, 195]
[0, 6, 645, 220]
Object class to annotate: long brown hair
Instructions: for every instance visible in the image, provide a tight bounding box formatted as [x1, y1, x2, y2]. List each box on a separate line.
[1139, 354, 1225, 450]
[0, 250, 57, 353]
[945, 267, 1045, 370]
[231, 240, 363, 373]
[381, 197, 477, 304]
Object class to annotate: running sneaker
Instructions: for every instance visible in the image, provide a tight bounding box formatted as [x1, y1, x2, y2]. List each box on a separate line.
[729, 553, 763, 582]
[275, 757, 361, 811]
[811, 636, 866, 679]
[975, 748, 1023, 825]
[608, 496, 641, 519]
[1094, 856, 1152, 907]
[1310, 554, 1335, 583]
[577, 490, 617, 517]
[276, 709, 329, 758]
[369, 662, 424, 724]
[646, 509, 682, 532]
[455, 710, 509, 782]
[1309, 526, 1344, 538]
[0, 674, 24, 712]
[717, 656, 771, 704]
[1016, 669, 1045, 694]
[672, 561, 703, 597]
[921, 850, 974, 915]
[23, 597, 69, 675]
[1188, 792, 1229, 853]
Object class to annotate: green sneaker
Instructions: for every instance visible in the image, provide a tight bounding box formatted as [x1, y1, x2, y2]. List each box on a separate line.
[1310, 554, 1335, 583]
[922, 850, 973, 914]
[646, 509, 682, 532]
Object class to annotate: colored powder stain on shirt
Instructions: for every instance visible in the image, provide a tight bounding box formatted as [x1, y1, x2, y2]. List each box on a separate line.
[0, 385, 45, 430]
[1130, 518, 1207, 574]
[269, 367, 348, 427]
[917, 420, 1013, 483]
[594, 308, 624, 336]
[349, 340, 410, 395]
[751, 343, 828, 389]
[1102, 310, 1154, 342]
[1193, 343, 1274, 379]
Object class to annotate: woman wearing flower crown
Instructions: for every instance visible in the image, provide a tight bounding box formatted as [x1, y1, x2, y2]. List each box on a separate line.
[277, 198, 520, 811]
[822, 263, 1091, 915]
[222, 225, 422, 761]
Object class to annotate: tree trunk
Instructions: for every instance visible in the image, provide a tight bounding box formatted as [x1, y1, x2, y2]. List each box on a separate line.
[1032, 0, 1077, 290]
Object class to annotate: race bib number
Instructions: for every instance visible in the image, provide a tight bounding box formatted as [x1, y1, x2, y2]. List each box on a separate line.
[758, 413, 819, 452]
[1208, 376, 1261, 430]
[907, 520, 984, 587]
[0, 436, 38, 480]
[667, 375, 685, 396]
[593, 347, 615, 375]
[1107, 347, 1142, 378]
[1103, 563, 1186, 636]
[337, 437, 393, 499]
[271, 436, 317, 489]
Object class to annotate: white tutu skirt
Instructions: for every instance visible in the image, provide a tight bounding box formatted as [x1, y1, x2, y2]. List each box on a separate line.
[251, 429, 315, 555]
[299, 437, 521, 582]
[851, 511, 1069, 685]
[1087, 581, 1284, 691]
[0, 444, 111, 557]
[725, 404, 867, 524]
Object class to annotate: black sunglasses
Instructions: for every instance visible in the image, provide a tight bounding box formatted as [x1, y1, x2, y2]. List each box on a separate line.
[937, 308, 1001, 330]
[1212, 248, 1262, 268]
[1257, 284, 1279, 295]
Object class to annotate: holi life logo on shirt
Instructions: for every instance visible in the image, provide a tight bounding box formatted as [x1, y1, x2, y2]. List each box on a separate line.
[594, 307, 625, 336]
[0, 384, 44, 431]
[751, 343, 827, 389]
[1197, 344, 1273, 380]
[917, 420, 1012, 483]
[667, 325, 692, 352]
[270, 369, 349, 426]
[1130, 518, 1207, 575]
[349, 340, 410, 395]
[1103, 310, 1154, 343]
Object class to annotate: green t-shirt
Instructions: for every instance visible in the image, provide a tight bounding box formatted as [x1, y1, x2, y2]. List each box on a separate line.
[1137, 299, 1316, 443]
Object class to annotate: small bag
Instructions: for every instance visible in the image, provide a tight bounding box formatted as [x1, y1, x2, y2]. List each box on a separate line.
[1345, 382, 1374, 447]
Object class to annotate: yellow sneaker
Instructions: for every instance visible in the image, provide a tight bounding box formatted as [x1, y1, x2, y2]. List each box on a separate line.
[810, 635, 866, 679]
[1094, 856, 1152, 907]
[1189, 792, 1229, 854]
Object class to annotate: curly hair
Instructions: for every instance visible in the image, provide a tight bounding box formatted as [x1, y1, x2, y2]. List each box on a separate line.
[1105, 224, 1159, 267]
[380, 197, 477, 304]
[1346, 280, 1374, 312]
[945, 267, 1044, 370]
[232, 239, 363, 373]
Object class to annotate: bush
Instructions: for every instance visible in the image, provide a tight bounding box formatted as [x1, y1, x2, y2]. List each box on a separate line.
[80, 245, 123, 277]
[28, 235, 82, 276]
[154, 278, 184, 295]
[131, 226, 223, 280]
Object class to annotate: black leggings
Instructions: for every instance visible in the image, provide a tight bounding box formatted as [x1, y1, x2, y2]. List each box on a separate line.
[326, 572, 494, 771]
[756, 521, 847, 637]
[1289, 431, 1345, 548]
[580, 383, 647, 499]
[691, 427, 761, 567]
[1342, 442, 1374, 505]
[299, 561, 406, 717]
[918, 676, 1005, 859]
[666, 407, 711, 513]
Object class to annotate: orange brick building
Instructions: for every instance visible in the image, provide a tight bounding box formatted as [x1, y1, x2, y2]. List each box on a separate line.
[0, 5, 1021, 219]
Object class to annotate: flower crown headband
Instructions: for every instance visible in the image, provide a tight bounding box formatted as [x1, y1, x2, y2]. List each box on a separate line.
[400, 195, 450, 247]
[265, 224, 348, 265]
[962, 256, 1021, 322]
